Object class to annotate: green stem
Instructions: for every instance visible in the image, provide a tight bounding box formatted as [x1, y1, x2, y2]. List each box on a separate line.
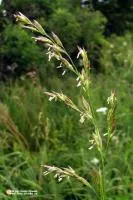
[64, 51, 79, 75]
[99, 151, 106, 200]
[85, 88, 106, 200]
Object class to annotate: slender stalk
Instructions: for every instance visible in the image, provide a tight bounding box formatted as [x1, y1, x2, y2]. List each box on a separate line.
[15, 13, 117, 200]
[85, 88, 106, 200]
[99, 152, 106, 200]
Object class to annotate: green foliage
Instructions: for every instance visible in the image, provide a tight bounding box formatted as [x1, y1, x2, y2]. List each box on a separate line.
[53, 0, 80, 10]
[75, 9, 107, 66]
[93, 0, 133, 35]
[10, 0, 56, 17]
[1, 0, 133, 75]
[76, 9, 107, 46]
[1, 13, 130, 200]
[0, 25, 46, 73]
[0, 1, 133, 199]
[1, 0, 108, 73]
[100, 32, 133, 76]
[0, 75, 133, 199]
[48, 8, 81, 53]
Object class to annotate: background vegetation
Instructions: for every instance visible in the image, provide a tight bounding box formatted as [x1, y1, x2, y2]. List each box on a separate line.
[0, 0, 133, 199]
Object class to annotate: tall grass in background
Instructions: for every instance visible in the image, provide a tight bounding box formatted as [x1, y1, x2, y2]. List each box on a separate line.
[0, 76, 133, 199]
[0, 78, 132, 199]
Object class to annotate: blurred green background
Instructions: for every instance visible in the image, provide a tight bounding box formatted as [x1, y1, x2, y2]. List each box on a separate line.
[0, 0, 133, 199]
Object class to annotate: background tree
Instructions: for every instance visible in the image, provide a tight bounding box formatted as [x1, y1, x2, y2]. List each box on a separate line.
[1, 0, 133, 78]
[0, 0, 108, 77]
[93, 0, 133, 35]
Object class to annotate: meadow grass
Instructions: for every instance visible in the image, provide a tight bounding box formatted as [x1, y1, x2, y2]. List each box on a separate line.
[0, 75, 132, 200]
[0, 13, 132, 200]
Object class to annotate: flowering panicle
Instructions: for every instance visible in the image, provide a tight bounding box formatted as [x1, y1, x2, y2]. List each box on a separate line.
[42, 165, 74, 182]
[77, 47, 90, 71]
[106, 91, 117, 146]
[88, 139, 95, 150]
[14, 12, 32, 25]
[42, 165, 94, 190]
[15, 13, 76, 75]
[45, 91, 81, 113]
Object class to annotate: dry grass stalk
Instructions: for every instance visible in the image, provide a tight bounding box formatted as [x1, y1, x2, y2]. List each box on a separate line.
[0, 103, 29, 149]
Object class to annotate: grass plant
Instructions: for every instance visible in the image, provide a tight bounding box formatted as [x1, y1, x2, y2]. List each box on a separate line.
[15, 12, 119, 200]
[0, 11, 132, 200]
